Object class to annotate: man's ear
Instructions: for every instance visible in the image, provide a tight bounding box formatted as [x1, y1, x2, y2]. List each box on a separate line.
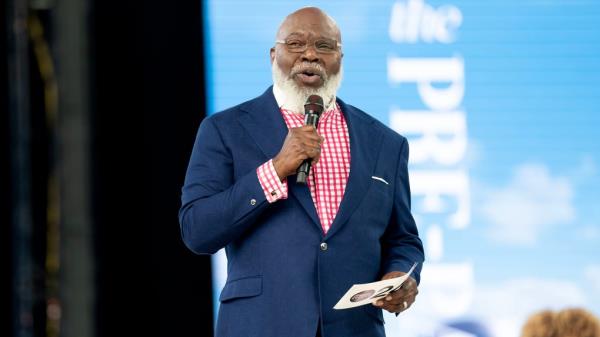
[270, 47, 275, 64]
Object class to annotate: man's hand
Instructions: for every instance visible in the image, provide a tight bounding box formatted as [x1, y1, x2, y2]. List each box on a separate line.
[373, 271, 418, 314]
[272, 126, 324, 181]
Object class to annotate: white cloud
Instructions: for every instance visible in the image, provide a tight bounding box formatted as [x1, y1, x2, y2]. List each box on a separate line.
[570, 154, 597, 182]
[575, 224, 600, 241]
[584, 265, 600, 294]
[481, 163, 575, 245]
[471, 278, 588, 337]
[381, 277, 588, 337]
[464, 138, 484, 168]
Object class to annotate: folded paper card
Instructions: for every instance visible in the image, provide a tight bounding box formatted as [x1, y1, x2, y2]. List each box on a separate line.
[333, 262, 418, 310]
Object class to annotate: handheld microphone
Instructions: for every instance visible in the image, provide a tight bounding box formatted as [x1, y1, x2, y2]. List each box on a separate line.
[296, 95, 324, 184]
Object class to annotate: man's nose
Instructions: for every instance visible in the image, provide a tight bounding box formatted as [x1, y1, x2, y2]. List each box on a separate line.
[301, 45, 320, 62]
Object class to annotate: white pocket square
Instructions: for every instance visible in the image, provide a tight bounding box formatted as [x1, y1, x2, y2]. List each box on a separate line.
[371, 176, 389, 185]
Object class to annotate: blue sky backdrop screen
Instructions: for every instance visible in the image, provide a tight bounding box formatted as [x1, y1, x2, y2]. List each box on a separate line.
[204, 1, 600, 336]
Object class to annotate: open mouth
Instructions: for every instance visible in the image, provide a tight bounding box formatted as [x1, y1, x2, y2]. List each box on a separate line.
[296, 70, 322, 85]
[302, 69, 319, 76]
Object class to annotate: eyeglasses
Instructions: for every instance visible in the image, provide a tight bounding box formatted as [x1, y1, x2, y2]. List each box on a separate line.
[275, 38, 342, 54]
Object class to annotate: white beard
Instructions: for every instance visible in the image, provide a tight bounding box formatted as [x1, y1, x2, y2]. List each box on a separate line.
[272, 59, 343, 113]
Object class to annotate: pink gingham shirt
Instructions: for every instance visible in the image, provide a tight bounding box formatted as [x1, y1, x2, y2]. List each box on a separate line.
[256, 92, 351, 234]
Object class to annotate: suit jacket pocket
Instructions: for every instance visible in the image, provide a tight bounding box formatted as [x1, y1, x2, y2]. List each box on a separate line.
[219, 275, 263, 302]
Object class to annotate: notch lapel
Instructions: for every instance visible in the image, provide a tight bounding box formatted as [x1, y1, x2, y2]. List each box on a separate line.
[325, 100, 384, 239]
[238, 87, 321, 230]
[238, 87, 288, 160]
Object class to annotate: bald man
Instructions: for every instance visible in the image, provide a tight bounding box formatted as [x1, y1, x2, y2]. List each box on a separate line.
[179, 7, 424, 337]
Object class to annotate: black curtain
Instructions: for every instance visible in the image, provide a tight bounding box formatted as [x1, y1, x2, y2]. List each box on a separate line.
[2, 0, 13, 334]
[91, 0, 213, 336]
[4, 0, 214, 336]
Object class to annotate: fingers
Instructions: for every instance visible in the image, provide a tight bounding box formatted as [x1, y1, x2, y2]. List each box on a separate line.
[373, 284, 419, 314]
[294, 127, 323, 162]
[375, 287, 415, 305]
[273, 127, 324, 178]
[373, 273, 419, 314]
[373, 293, 415, 313]
[298, 125, 324, 144]
[374, 299, 413, 313]
[302, 139, 322, 155]
[296, 138, 321, 163]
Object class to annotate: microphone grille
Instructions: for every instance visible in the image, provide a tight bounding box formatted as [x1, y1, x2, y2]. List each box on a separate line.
[304, 95, 324, 115]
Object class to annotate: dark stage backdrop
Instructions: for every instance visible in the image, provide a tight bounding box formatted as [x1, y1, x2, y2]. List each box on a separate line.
[90, 0, 213, 336]
[2, 0, 12, 334]
[5, 1, 215, 336]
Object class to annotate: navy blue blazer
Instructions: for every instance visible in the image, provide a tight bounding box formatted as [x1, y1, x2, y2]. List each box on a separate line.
[179, 87, 424, 337]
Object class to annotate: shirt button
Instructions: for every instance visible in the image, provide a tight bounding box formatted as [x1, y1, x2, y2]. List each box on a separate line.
[250, 199, 256, 206]
[320, 242, 328, 251]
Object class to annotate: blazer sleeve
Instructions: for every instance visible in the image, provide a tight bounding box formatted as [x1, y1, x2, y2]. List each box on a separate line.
[178, 116, 270, 255]
[380, 137, 425, 284]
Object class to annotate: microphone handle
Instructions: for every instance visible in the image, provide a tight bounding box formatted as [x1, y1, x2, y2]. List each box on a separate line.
[296, 161, 311, 184]
[296, 112, 320, 184]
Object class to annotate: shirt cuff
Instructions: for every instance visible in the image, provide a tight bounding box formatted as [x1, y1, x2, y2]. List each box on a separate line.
[257, 159, 288, 203]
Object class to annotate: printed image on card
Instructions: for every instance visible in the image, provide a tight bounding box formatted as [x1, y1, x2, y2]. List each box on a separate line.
[333, 262, 418, 310]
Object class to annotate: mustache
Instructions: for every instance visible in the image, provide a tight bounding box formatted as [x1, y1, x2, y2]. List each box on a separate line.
[290, 62, 327, 79]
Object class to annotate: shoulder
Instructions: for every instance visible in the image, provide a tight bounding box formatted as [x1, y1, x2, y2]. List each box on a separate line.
[204, 97, 257, 125]
[205, 87, 274, 125]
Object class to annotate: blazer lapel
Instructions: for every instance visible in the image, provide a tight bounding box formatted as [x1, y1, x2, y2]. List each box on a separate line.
[325, 99, 384, 239]
[288, 176, 322, 233]
[238, 87, 288, 160]
[238, 87, 321, 230]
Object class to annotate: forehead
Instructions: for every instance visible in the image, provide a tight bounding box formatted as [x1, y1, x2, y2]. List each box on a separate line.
[277, 11, 340, 40]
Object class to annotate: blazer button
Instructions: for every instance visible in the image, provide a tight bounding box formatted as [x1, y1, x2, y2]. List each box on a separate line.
[320, 242, 328, 251]
[250, 199, 256, 206]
